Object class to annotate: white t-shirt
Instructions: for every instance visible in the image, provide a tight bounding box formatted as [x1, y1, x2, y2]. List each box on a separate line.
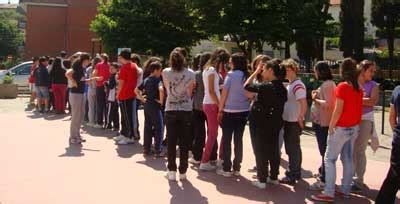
[202, 67, 221, 104]
[282, 79, 307, 122]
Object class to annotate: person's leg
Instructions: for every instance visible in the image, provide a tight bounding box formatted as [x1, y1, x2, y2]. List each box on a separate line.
[222, 113, 235, 172]
[255, 126, 268, 183]
[201, 104, 219, 163]
[353, 120, 372, 185]
[154, 109, 164, 153]
[69, 93, 80, 140]
[232, 112, 248, 172]
[78, 94, 85, 136]
[340, 134, 356, 195]
[88, 91, 96, 124]
[60, 84, 67, 112]
[323, 127, 349, 197]
[143, 105, 153, 151]
[249, 113, 257, 159]
[112, 102, 119, 130]
[375, 140, 400, 203]
[178, 112, 192, 174]
[270, 126, 282, 180]
[42, 87, 49, 111]
[135, 100, 140, 138]
[283, 122, 302, 180]
[51, 84, 59, 112]
[166, 112, 179, 172]
[319, 126, 329, 183]
[119, 100, 130, 137]
[192, 110, 206, 161]
[125, 99, 134, 138]
[96, 87, 105, 125]
[131, 99, 139, 139]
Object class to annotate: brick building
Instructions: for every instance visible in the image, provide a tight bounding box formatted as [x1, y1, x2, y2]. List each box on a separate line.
[20, 0, 100, 59]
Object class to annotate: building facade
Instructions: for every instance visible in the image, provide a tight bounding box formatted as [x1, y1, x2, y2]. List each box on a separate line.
[20, 0, 99, 59]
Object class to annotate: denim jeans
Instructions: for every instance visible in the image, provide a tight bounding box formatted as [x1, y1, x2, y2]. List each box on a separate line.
[222, 111, 249, 172]
[324, 125, 359, 197]
[165, 111, 192, 174]
[143, 103, 163, 152]
[313, 123, 329, 182]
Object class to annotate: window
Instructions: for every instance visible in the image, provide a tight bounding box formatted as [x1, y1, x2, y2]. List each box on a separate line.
[12, 64, 32, 75]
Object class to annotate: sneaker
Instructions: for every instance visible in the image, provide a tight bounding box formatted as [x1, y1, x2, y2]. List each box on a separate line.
[189, 158, 201, 165]
[252, 180, 266, 189]
[309, 180, 325, 191]
[112, 128, 120, 132]
[280, 176, 296, 185]
[267, 177, 279, 185]
[351, 184, 363, 193]
[179, 173, 187, 181]
[113, 135, 125, 141]
[165, 171, 176, 181]
[93, 124, 102, 128]
[86, 123, 95, 127]
[216, 159, 223, 168]
[311, 194, 334, 202]
[335, 188, 350, 198]
[117, 137, 135, 145]
[216, 169, 232, 177]
[233, 171, 241, 176]
[199, 162, 216, 171]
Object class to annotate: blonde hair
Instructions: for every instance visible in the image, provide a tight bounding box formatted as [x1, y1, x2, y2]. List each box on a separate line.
[281, 58, 299, 73]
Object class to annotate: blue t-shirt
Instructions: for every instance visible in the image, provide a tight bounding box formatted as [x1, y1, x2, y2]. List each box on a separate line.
[391, 86, 400, 143]
[223, 70, 250, 112]
[139, 76, 162, 108]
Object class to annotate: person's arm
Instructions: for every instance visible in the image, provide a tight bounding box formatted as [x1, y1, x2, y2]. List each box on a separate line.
[217, 87, 229, 124]
[135, 88, 146, 103]
[389, 104, 397, 130]
[117, 79, 124, 98]
[329, 98, 344, 134]
[363, 86, 379, 107]
[244, 64, 263, 93]
[297, 98, 307, 129]
[157, 83, 165, 106]
[208, 72, 220, 105]
[65, 69, 77, 87]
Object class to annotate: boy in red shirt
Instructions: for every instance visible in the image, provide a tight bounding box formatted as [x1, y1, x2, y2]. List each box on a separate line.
[114, 49, 138, 145]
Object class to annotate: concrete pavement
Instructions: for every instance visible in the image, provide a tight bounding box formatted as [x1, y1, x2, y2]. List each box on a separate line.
[0, 98, 399, 204]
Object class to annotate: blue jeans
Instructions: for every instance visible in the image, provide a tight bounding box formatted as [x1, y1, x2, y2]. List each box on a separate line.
[313, 123, 329, 182]
[221, 111, 249, 172]
[324, 125, 359, 197]
[143, 103, 164, 152]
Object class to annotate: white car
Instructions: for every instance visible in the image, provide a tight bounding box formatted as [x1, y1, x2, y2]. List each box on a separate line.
[0, 61, 33, 87]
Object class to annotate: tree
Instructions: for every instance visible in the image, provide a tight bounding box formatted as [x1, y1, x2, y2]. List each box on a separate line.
[339, 0, 365, 61]
[0, 11, 23, 58]
[371, 0, 400, 79]
[91, 0, 206, 58]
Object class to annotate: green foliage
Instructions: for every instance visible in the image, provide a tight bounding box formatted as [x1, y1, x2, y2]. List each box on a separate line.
[2, 74, 14, 84]
[90, 0, 205, 58]
[0, 10, 23, 58]
[326, 37, 340, 49]
[376, 48, 400, 58]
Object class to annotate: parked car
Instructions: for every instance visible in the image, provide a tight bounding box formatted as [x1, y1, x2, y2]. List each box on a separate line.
[0, 61, 33, 87]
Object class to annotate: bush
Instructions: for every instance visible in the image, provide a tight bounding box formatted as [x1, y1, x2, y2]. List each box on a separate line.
[2, 74, 14, 84]
[326, 37, 340, 49]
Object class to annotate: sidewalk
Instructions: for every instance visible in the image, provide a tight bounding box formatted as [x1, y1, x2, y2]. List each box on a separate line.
[0, 98, 398, 204]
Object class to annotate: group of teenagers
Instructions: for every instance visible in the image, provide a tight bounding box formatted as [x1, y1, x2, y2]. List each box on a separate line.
[28, 47, 399, 203]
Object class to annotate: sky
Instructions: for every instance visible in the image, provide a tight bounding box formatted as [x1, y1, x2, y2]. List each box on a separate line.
[0, 0, 19, 4]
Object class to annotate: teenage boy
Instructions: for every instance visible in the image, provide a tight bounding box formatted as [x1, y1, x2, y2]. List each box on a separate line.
[34, 56, 50, 113]
[375, 86, 400, 203]
[114, 49, 138, 145]
[136, 61, 164, 156]
[280, 59, 308, 185]
[105, 63, 120, 131]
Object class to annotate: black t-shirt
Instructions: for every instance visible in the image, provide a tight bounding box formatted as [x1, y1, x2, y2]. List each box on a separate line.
[245, 80, 287, 124]
[391, 86, 400, 144]
[70, 68, 85, 94]
[139, 76, 162, 108]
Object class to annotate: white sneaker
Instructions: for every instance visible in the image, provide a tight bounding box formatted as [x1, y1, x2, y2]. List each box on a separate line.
[117, 137, 135, 145]
[179, 173, 187, 181]
[216, 169, 232, 177]
[165, 171, 176, 181]
[199, 162, 216, 171]
[114, 135, 125, 141]
[267, 177, 279, 185]
[233, 171, 241, 176]
[189, 158, 201, 165]
[252, 180, 267, 189]
[93, 124, 102, 128]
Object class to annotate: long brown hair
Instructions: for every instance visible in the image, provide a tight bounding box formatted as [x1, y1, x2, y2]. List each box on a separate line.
[169, 50, 186, 72]
[340, 58, 360, 91]
[205, 48, 230, 72]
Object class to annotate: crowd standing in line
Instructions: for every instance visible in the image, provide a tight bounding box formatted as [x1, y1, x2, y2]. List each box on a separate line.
[26, 47, 399, 203]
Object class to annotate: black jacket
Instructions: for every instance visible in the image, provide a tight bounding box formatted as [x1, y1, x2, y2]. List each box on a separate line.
[34, 64, 50, 87]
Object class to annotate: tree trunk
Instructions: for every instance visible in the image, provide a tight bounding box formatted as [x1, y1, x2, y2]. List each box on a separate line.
[285, 40, 291, 59]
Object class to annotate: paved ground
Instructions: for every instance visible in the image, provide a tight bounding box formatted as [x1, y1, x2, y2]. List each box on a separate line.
[0, 98, 399, 204]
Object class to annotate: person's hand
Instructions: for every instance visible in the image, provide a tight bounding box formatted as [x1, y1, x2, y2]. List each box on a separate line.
[96, 76, 104, 81]
[217, 111, 224, 125]
[255, 63, 265, 74]
[329, 126, 336, 135]
[311, 90, 318, 100]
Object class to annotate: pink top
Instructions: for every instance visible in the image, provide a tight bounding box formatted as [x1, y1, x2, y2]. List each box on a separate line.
[311, 80, 336, 127]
